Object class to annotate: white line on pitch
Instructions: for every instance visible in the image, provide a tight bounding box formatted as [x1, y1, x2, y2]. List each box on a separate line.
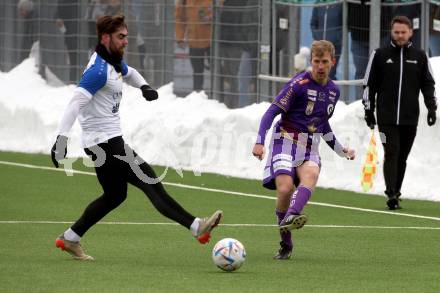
[1, 160, 440, 222]
[0, 220, 439, 230]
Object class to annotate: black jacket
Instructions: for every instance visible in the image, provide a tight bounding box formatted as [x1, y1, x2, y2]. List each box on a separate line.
[363, 40, 437, 126]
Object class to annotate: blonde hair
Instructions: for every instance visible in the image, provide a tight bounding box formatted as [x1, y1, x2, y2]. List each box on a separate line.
[310, 40, 335, 59]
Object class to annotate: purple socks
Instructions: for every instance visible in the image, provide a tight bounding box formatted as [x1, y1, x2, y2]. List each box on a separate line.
[286, 185, 312, 215]
[276, 210, 292, 249]
[275, 186, 312, 249]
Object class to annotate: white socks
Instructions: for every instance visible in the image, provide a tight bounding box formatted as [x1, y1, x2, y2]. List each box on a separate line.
[190, 218, 201, 236]
[64, 228, 81, 242]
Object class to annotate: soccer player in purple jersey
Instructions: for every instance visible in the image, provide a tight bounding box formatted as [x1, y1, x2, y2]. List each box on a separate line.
[252, 40, 355, 260]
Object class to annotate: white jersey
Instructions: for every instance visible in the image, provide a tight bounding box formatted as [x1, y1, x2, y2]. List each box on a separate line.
[57, 52, 147, 148]
[76, 52, 125, 147]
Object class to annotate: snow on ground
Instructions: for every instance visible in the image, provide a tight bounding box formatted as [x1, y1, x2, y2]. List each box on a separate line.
[0, 57, 439, 201]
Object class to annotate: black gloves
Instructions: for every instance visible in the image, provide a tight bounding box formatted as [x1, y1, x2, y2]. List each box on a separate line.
[140, 84, 158, 101]
[364, 110, 376, 129]
[428, 109, 436, 126]
[51, 135, 68, 168]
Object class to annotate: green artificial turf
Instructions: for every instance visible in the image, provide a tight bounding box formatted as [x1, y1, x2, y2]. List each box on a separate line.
[0, 151, 439, 292]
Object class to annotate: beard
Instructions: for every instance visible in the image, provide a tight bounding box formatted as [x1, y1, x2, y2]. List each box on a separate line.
[109, 39, 124, 58]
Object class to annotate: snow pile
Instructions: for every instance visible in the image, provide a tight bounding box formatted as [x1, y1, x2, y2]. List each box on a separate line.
[0, 57, 439, 201]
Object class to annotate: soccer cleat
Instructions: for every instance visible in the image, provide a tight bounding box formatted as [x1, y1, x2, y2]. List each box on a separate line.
[195, 210, 223, 240]
[386, 197, 402, 210]
[273, 241, 292, 260]
[279, 214, 308, 232]
[55, 235, 94, 261]
[197, 232, 211, 244]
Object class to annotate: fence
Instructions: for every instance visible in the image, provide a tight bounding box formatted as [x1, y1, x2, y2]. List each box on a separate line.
[1, 0, 440, 106]
[261, 0, 440, 103]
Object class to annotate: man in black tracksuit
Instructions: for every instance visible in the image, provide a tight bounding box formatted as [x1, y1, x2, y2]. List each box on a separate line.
[363, 16, 437, 210]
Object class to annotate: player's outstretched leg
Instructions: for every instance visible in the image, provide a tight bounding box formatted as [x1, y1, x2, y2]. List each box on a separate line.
[126, 155, 223, 244]
[55, 232, 94, 261]
[193, 210, 223, 244]
[279, 214, 308, 232]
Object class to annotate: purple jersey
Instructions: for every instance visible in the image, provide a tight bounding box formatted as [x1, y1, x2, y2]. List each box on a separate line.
[258, 71, 343, 190]
[274, 71, 339, 135]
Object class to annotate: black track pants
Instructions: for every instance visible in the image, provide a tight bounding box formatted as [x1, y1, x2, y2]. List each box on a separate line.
[71, 136, 195, 236]
[378, 125, 417, 197]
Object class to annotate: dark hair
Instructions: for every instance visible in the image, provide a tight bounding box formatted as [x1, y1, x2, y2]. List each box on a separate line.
[96, 15, 127, 41]
[311, 40, 335, 59]
[391, 15, 412, 29]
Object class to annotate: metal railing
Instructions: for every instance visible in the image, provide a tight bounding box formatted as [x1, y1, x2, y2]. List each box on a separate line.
[1, 0, 439, 106]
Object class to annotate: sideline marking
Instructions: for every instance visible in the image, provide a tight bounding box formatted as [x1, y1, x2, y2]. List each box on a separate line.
[1, 160, 440, 222]
[0, 220, 439, 230]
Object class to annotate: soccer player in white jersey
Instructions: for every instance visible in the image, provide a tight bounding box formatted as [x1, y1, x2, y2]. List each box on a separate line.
[51, 15, 222, 260]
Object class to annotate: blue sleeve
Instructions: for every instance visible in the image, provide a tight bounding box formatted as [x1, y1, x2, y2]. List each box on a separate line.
[121, 60, 128, 76]
[78, 62, 107, 96]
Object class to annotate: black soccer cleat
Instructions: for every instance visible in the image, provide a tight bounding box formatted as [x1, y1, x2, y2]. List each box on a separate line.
[273, 241, 292, 260]
[386, 197, 402, 210]
[279, 214, 308, 232]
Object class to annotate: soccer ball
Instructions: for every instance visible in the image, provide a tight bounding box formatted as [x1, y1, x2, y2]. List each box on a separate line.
[212, 238, 246, 272]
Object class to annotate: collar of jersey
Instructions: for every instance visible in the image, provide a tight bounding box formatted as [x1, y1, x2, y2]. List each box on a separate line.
[390, 39, 413, 49]
[95, 43, 123, 73]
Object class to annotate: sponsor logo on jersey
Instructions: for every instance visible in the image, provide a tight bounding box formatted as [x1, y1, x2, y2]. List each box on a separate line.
[279, 86, 293, 106]
[112, 103, 120, 113]
[111, 91, 122, 113]
[318, 91, 326, 102]
[386, 58, 393, 64]
[307, 123, 317, 133]
[329, 91, 336, 102]
[308, 95, 316, 102]
[327, 104, 334, 115]
[305, 101, 315, 115]
[307, 89, 317, 96]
